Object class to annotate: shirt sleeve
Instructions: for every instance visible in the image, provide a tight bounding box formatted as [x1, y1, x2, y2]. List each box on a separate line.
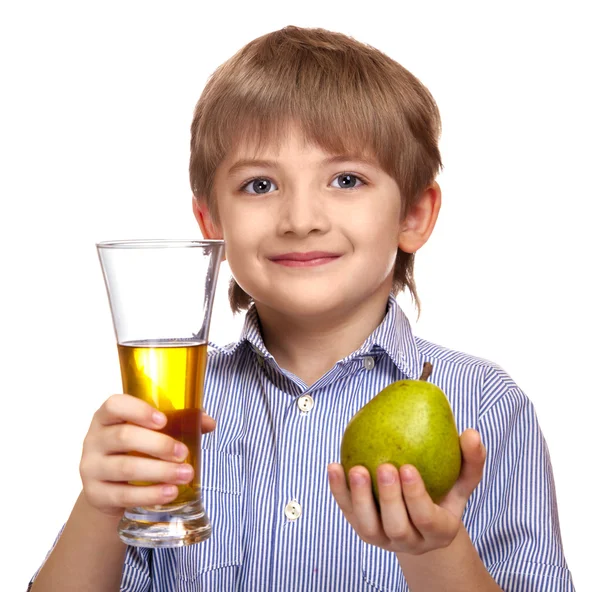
[464, 378, 574, 591]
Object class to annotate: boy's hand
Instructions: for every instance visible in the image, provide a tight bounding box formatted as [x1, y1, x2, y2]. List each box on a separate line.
[79, 394, 216, 518]
[328, 429, 485, 555]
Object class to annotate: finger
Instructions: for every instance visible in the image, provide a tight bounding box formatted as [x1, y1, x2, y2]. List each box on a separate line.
[348, 466, 384, 544]
[446, 429, 486, 504]
[328, 463, 354, 516]
[89, 482, 181, 511]
[201, 412, 216, 433]
[400, 465, 457, 544]
[100, 423, 189, 462]
[94, 394, 167, 430]
[377, 464, 416, 545]
[97, 455, 195, 485]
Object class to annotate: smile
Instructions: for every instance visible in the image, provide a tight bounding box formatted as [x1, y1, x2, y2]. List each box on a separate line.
[268, 251, 342, 267]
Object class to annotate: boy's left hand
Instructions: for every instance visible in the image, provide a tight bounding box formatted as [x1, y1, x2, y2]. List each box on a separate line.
[328, 428, 485, 555]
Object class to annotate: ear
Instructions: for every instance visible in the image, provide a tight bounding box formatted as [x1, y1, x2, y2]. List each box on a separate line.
[398, 182, 441, 253]
[192, 197, 223, 240]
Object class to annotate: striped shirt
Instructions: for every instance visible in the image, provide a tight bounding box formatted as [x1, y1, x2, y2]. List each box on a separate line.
[35, 297, 574, 591]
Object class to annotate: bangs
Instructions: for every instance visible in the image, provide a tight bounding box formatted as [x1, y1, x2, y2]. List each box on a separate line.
[210, 111, 381, 173]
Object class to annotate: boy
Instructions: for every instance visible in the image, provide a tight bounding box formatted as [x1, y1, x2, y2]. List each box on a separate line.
[30, 26, 573, 591]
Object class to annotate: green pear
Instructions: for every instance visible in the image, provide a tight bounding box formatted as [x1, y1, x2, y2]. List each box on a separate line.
[340, 362, 461, 503]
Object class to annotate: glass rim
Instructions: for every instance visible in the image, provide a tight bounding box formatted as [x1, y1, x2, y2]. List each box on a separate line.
[96, 239, 225, 250]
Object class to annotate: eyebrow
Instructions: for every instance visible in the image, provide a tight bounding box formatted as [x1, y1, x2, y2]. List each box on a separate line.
[227, 159, 278, 176]
[227, 154, 379, 176]
[322, 154, 379, 169]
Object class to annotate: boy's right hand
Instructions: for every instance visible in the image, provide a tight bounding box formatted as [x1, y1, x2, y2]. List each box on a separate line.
[79, 394, 216, 517]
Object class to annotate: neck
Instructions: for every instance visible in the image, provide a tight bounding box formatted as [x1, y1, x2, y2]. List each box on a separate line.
[255, 289, 391, 386]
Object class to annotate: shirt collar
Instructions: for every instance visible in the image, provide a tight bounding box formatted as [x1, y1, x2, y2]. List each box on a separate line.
[209, 305, 271, 359]
[362, 296, 423, 380]
[212, 295, 422, 380]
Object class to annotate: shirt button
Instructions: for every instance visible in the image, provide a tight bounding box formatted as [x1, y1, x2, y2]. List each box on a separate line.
[252, 345, 265, 357]
[284, 500, 302, 521]
[297, 394, 314, 412]
[363, 356, 375, 370]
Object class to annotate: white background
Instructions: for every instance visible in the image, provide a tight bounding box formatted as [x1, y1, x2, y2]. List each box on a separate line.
[1, 1, 597, 589]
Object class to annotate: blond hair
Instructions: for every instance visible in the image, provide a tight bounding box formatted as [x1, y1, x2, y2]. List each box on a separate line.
[190, 26, 442, 313]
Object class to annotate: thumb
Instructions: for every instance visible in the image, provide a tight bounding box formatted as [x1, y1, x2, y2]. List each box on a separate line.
[441, 429, 486, 514]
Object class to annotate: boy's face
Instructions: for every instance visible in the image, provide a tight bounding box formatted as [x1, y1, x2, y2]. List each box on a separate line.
[195, 128, 433, 319]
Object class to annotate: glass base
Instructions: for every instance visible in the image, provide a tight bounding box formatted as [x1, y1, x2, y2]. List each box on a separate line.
[118, 498, 212, 548]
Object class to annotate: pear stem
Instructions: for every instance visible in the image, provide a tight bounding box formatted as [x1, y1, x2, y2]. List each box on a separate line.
[419, 362, 433, 381]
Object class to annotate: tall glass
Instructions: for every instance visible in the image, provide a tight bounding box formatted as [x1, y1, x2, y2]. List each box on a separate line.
[97, 239, 225, 548]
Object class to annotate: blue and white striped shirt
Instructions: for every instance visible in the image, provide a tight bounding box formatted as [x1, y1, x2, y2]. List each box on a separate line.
[38, 297, 575, 591]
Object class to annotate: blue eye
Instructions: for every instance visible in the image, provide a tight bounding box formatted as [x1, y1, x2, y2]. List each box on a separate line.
[242, 178, 277, 194]
[331, 174, 364, 189]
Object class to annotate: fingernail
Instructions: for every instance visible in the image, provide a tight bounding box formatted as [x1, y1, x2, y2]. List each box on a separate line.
[350, 471, 367, 486]
[162, 485, 177, 498]
[379, 468, 396, 486]
[327, 466, 340, 485]
[153, 411, 166, 426]
[174, 443, 188, 460]
[176, 465, 193, 482]
[400, 466, 416, 483]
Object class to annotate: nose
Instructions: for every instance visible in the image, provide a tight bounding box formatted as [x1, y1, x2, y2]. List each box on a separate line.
[276, 183, 331, 237]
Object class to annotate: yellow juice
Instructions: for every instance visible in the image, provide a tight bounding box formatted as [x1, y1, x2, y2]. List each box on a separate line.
[117, 340, 207, 506]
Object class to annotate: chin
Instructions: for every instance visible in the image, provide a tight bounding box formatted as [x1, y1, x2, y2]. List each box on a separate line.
[249, 279, 360, 320]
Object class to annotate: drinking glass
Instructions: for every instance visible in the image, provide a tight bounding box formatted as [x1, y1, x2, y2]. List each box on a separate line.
[97, 239, 225, 547]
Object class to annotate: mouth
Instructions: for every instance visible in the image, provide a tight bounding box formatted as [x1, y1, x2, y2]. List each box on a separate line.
[268, 251, 342, 267]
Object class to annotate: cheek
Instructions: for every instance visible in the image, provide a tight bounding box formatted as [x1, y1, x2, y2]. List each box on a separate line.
[351, 205, 401, 250]
[221, 232, 256, 292]
[219, 214, 266, 272]
[219, 204, 260, 244]
[222, 231, 253, 266]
